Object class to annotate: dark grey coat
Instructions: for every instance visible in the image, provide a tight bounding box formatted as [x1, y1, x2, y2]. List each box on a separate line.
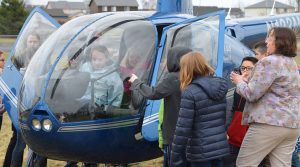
[131, 46, 191, 144]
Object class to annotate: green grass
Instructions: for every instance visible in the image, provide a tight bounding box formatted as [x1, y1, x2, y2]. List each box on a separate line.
[0, 38, 15, 44]
[3, 52, 9, 59]
[0, 37, 14, 59]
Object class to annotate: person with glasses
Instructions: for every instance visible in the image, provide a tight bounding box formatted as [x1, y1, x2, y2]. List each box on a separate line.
[0, 50, 5, 130]
[225, 56, 258, 167]
[0, 50, 5, 73]
[2, 51, 17, 166]
[231, 27, 300, 167]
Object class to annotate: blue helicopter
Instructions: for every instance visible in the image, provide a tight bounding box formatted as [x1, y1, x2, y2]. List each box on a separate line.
[1, 0, 300, 164]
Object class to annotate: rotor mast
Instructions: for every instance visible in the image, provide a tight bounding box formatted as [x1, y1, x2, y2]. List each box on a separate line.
[156, 0, 193, 15]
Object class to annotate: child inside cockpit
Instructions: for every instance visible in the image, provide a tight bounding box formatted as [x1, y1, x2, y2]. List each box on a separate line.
[80, 45, 123, 107]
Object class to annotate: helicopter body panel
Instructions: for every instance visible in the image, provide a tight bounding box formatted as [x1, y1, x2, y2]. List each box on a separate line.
[21, 112, 161, 163]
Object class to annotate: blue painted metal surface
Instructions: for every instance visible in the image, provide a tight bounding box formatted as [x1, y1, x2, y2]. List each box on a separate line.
[22, 106, 161, 163]
[156, 0, 193, 15]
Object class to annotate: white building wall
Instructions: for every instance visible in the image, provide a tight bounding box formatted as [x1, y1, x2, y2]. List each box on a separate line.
[245, 8, 270, 17]
[63, 9, 87, 15]
[245, 7, 294, 17]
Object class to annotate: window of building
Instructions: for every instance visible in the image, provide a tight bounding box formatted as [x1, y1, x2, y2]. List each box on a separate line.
[124, 6, 130, 11]
[102, 6, 107, 12]
[111, 6, 116, 12]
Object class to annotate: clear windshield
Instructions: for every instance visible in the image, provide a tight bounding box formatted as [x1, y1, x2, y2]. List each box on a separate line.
[11, 12, 58, 71]
[157, 16, 220, 81]
[19, 14, 157, 122]
[19, 13, 110, 121]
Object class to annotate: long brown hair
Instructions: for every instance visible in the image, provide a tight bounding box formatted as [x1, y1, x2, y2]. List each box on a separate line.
[269, 27, 297, 57]
[179, 52, 214, 91]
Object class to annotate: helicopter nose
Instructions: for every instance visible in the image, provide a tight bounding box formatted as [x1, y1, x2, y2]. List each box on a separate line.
[29, 109, 54, 132]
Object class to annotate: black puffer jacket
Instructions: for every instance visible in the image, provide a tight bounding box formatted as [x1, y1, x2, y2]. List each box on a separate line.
[131, 46, 191, 144]
[171, 76, 229, 166]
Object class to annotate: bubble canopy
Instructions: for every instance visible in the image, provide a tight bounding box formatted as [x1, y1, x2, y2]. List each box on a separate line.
[19, 13, 157, 123]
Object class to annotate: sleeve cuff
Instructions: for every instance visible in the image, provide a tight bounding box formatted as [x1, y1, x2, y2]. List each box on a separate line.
[236, 81, 247, 94]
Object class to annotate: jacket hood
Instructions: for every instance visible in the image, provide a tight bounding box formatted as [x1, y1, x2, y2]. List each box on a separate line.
[167, 46, 192, 72]
[192, 76, 228, 101]
[80, 62, 116, 78]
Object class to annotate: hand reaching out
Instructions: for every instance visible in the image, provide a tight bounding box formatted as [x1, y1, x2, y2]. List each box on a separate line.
[129, 74, 138, 83]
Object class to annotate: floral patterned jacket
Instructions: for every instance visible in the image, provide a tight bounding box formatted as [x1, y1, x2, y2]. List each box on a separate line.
[236, 54, 300, 128]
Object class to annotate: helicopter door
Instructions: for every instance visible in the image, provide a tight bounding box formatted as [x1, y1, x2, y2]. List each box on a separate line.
[141, 11, 225, 141]
[0, 7, 60, 131]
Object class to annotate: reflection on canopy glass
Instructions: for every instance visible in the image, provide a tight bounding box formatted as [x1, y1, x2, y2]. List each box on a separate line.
[12, 12, 57, 70]
[157, 15, 220, 83]
[19, 14, 157, 123]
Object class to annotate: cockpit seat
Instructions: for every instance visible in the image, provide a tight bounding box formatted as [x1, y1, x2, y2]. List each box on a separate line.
[45, 70, 90, 115]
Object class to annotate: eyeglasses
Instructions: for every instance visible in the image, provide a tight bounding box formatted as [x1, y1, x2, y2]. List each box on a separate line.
[240, 66, 253, 72]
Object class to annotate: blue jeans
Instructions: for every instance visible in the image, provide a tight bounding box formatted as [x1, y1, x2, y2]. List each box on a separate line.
[3, 124, 17, 167]
[26, 149, 47, 167]
[11, 132, 26, 167]
[292, 151, 300, 167]
[190, 159, 223, 167]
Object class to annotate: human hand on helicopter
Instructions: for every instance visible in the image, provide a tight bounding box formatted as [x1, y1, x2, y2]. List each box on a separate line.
[129, 74, 138, 83]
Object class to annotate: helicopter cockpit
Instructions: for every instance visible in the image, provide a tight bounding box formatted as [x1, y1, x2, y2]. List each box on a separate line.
[19, 13, 157, 124]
